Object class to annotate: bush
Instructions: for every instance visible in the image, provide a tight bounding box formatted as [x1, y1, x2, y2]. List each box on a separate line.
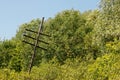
[0, 53, 120, 80]
[87, 53, 120, 80]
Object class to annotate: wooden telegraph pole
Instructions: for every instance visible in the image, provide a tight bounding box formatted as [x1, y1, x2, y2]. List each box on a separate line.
[22, 17, 50, 74]
[28, 17, 44, 73]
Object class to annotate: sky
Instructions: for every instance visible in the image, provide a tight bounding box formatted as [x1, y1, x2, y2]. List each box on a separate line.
[0, 0, 100, 40]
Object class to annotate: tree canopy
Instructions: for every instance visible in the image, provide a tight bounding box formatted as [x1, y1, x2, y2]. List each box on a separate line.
[0, 0, 120, 79]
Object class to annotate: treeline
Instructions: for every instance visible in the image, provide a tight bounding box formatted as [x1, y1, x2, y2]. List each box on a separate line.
[0, 0, 120, 79]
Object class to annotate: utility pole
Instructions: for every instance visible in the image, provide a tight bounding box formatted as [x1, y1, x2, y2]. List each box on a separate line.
[28, 17, 44, 74]
[22, 17, 50, 74]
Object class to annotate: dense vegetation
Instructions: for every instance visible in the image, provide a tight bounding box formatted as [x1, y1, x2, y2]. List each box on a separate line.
[0, 0, 120, 79]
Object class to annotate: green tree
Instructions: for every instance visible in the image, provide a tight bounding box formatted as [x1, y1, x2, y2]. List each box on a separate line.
[0, 40, 16, 68]
[91, 0, 120, 55]
[44, 9, 94, 63]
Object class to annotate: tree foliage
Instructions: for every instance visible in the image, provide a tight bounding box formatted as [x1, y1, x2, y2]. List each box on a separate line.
[0, 0, 120, 79]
